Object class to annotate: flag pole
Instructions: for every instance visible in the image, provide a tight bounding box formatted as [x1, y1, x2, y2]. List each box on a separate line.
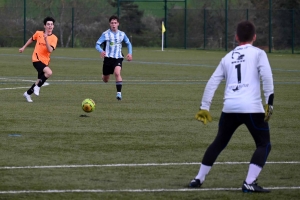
[162, 21, 166, 51]
[162, 32, 164, 51]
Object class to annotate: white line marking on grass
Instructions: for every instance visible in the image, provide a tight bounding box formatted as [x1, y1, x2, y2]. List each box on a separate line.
[153, 50, 186, 52]
[0, 81, 49, 90]
[0, 78, 50, 84]
[0, 77, 206, 83]
[2, 77, 299, 84]
[0, 87, 30, 90]
[0, 187, 300, 194]
[46, 79, 207, 82]
[0, 78, 34, 82]
[2, 53, 300, 72]
[1, 161, 299, 170]
[1, 53, 213, 67]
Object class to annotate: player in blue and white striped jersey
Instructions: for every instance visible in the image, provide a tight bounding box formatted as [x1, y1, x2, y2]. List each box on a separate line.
[95, 15, 132, 100]
[189, 21, 274, 193]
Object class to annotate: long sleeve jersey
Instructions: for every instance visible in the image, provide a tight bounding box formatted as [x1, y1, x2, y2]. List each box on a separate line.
[95, 29, 132, 59]
[200, 44, 274, 113]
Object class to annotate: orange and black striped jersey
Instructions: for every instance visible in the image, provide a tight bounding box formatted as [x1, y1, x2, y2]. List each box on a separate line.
[31, 31, 58, 65]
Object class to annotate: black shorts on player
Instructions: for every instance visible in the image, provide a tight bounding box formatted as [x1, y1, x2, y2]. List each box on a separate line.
[33, 61, 47, 79]
[102, 57, 123, 75]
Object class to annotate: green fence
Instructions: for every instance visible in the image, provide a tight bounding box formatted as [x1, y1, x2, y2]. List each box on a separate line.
[0, 1, 299, 53]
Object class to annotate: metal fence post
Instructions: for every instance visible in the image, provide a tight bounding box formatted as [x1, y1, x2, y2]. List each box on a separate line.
[117, 0, 120, 18]
[164, 0, 167, 48]
[203, 8, 206, 49]
[184, 0, 187, 49]
[225, 0, 228, 51]
[72, 7, 74, 48]
[269, 0, 272, 53]
[292, 9, 294, 54]
[23, 0, 26, 44]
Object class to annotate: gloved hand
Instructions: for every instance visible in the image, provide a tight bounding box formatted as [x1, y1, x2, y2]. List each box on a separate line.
[264, 104, 273, 122]
[195, 110, 212, 125]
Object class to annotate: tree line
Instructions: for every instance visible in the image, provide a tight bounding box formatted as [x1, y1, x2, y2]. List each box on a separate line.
[0, 0, 299, 51]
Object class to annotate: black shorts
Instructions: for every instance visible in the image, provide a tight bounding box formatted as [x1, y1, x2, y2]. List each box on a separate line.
[103, 57, 123, 75]
[33, 61, 47, 79]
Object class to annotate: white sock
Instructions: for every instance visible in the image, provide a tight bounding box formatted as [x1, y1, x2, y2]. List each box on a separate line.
[195, 164, 211, 183]
[245, 164, 262, 184]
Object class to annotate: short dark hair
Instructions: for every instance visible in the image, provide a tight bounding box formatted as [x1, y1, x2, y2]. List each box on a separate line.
[43, 17, 55, 25]
[109, 15, 119, 22]
[236, 21, 255, 42]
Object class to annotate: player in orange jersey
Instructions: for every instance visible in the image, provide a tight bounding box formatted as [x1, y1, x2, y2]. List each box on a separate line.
[19, 16, 58, 102]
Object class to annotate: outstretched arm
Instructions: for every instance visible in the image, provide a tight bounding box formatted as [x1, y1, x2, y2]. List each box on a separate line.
[19, 37, 33, 53]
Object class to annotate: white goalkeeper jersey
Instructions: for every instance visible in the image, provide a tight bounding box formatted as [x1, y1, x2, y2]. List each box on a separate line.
[200, 44, 274, 113]
[95, 29, 132, 59]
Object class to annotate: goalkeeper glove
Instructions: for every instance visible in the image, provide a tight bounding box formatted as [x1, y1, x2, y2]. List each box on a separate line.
[264, 104, 273, 122]
[195, 110, 212, 125]
[264, 93, 274, 122]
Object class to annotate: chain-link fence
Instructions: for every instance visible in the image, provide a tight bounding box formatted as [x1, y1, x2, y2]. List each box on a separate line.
[0, 1, 299, 53]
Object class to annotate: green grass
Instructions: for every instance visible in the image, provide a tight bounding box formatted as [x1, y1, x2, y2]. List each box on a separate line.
[0, 47, 300, 199]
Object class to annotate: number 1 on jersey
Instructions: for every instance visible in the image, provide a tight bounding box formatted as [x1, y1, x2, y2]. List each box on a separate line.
[235, 64, 241, 83]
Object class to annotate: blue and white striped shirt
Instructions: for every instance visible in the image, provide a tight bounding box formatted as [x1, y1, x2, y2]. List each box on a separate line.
[95, 29, 132, 59]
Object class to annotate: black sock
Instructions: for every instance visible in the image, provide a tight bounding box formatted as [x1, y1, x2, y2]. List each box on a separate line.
[37, 74, 48, 87]
[116, 81, 122, 92]
[27, 83, 36, 95]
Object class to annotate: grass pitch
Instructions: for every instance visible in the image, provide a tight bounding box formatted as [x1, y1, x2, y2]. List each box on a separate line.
[0, 47, 299, 199]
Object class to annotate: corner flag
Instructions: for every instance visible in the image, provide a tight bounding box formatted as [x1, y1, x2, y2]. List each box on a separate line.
[162, 23, 166, 33]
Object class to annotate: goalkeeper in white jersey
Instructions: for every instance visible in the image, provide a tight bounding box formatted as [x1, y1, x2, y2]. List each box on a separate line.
[95, 15, 132, 101]
[189, 21, 274, 193]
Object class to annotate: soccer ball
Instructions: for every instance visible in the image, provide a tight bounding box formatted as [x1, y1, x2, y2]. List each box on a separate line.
[82, 98, 96, 113]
